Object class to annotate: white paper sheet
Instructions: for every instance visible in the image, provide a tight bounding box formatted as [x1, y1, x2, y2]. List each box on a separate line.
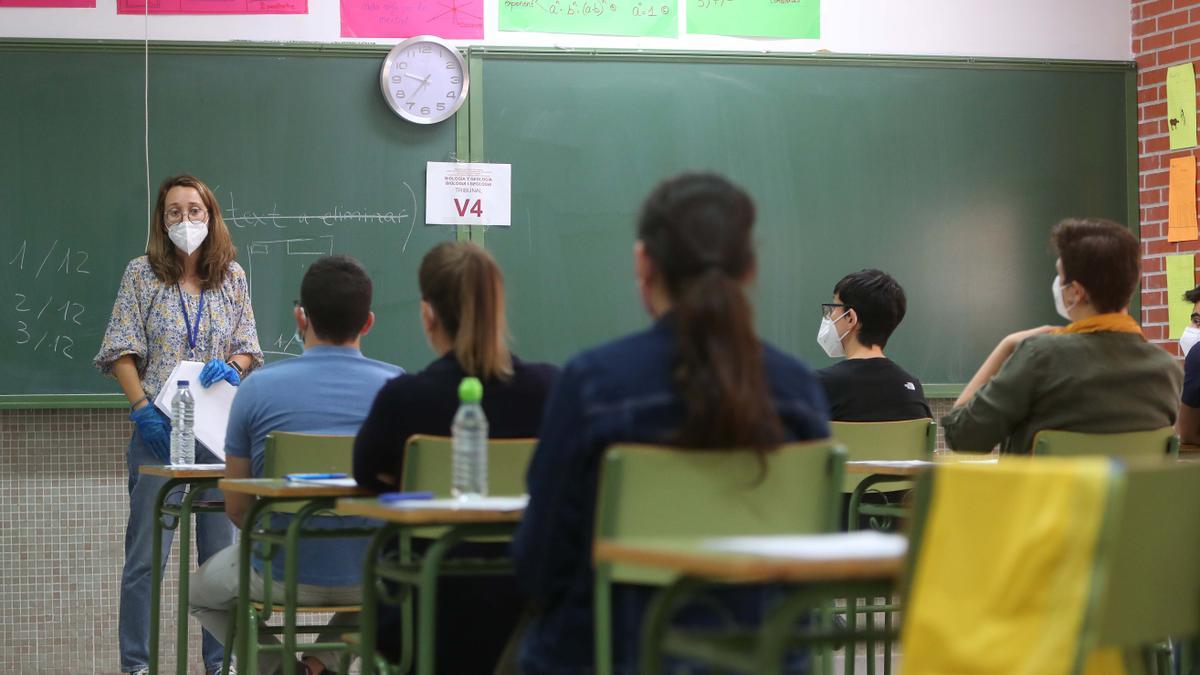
[154, 361, 238, 461]
[846, 460, 933, 468]
[285, 477, 358, 487]
[386, 495, 530, 511]
[701, 532, 908, 560]
[166, 463, 226, 471]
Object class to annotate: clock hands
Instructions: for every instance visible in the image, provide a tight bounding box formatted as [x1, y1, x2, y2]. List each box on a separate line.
[403, 71, 434, 97]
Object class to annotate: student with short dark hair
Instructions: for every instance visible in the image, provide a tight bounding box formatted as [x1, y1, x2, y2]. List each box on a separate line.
[190, 254, 402, 675]
[943, 218, 1181, 454]
[353, 241, 557, 674]
[512, 173, 829, 674]
[816, 269, 931, 422]
[1176, 286, 1200, 444]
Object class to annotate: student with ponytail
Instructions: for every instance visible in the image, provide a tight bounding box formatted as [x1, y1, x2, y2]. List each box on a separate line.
[512, 173, 830, 674]
[353, 241, 557, 672]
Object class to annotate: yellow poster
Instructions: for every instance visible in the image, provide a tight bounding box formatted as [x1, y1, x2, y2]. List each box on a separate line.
[1168, 63, 1197, 150]
[1167, 253, 1196, 339]
[1169, 156, 1198, 242]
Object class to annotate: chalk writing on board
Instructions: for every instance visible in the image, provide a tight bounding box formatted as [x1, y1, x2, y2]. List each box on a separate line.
[500, 0, 676, 37]
[10, 291, 83, 361]
[223, 194, 412, 229]
[7, 240, 91, 278]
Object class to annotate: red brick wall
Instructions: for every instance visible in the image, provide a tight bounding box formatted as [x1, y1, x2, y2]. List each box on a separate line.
[1135, 0, 1200, 354]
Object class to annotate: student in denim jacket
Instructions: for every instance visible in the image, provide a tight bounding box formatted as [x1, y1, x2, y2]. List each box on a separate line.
[512, 173, 831, 674]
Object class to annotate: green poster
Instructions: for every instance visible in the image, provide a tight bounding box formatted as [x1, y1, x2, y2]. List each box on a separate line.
[1167, 253, 1196, 339]
[687, 0, 818, 38]
[1167, 63, 1198, 150]
[500, 0, 677, 37]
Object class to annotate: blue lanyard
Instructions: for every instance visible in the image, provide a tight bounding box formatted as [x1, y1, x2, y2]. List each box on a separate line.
[177, 285, 205, 358]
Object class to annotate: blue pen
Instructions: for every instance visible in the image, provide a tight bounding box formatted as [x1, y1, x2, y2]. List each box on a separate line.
[286, 472, 349, 481]
[380, 491, 435, 503]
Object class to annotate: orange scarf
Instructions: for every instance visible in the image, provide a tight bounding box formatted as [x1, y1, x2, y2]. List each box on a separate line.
[1053, 312, 1144, 338]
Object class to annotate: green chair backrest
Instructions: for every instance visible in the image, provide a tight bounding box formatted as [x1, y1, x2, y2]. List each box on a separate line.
[595, 441, 845, 585]
[399, 434, 537, 496]
[1092, 459, 1200, 648]
[830, 418, 935, 492]
[1031, 427, 1179, 459]
[262, 431, 356, 514]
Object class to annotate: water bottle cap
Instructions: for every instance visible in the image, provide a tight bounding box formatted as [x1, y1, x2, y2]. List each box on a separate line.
[458, 377, 483, 403]
[178, 380, 189, 386]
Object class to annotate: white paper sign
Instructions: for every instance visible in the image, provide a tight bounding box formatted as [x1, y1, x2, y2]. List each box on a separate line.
[425, 162, 511, 227]
[154, 361, 238, 461]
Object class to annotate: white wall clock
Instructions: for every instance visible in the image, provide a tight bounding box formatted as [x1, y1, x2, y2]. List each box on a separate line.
[380, 35, 469, 125]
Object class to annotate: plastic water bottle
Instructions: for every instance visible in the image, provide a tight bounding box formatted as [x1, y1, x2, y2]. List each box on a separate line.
[170, 380, 195, 465]
[451, 377, 488, 500]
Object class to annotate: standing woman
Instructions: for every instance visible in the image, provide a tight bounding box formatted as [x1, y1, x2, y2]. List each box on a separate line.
[94, 174, 263, 675]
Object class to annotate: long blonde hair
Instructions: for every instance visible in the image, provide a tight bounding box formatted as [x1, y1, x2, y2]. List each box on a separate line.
[419, 241, 513, 381]
[147, 174, 236, 289]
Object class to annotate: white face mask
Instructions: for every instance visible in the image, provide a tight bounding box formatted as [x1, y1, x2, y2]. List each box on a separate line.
[1053, 275, 1078, 321]
[1182, 326, 1200, 357]
[817, 310, 851, 358]
[167, 220, 208, 255]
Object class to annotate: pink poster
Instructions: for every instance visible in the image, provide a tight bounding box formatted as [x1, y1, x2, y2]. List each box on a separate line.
[117, 0, 306, 14]
[0, 1, 95, 6]
[341, 0, 482, 39]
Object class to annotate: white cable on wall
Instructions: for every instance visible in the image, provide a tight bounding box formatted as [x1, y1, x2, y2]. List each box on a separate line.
[143, 3, 150, 252]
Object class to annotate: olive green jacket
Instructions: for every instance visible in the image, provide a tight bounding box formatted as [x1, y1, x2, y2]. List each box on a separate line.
[941, 332, 1182, 455]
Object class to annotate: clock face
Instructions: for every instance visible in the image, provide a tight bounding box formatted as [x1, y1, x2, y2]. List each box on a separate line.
[380, 36, 468, 125]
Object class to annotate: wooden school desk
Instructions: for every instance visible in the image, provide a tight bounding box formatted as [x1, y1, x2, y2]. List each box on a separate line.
[335, 496, 526, 675]
[139, 463, 227, 675]
[594, 533, 907, 675]
[218, 479, 372, 675]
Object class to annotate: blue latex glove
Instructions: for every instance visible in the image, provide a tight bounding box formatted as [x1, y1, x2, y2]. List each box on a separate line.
[130, 404, 171, 463]
[199, 358, 241, 388]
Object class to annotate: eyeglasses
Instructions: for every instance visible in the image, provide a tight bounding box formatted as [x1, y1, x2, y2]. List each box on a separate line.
[164, 206, 208, 225]
[821, 303, 850, 320]
[1192, 312, 1200, 327]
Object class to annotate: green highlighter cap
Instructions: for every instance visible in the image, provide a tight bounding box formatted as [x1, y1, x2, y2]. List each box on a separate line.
[458, 376, 483, 403]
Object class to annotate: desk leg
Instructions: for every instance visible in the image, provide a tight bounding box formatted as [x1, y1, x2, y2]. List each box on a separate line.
[359, 524, 396, 675]
[236, 501, 270, 675]
[150, 478, 182, 675]
[845, 596, 857, 675]
[175, 480, 215, 675]
[847, 479, 873, 533]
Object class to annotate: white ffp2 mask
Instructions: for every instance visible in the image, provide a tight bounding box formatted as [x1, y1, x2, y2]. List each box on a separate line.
[168, 220, 208, 255]
[1182, 326, 1200, 357]
[817, 311, 850, 358]
[1053, 275, 1078, 321]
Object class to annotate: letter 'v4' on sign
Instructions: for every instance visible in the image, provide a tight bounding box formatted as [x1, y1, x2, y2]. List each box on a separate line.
[425, 162, 512, 227]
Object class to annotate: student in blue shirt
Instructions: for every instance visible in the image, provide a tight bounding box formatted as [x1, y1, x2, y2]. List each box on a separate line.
[512, 173, 831, 674]
[189, 255, 402, 675]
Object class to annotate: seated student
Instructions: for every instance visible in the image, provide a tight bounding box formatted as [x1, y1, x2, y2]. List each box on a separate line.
[512, 173, 830, 675]
[190, 255, 402, 675]
[1177, 287, 1200, 444]
[816, 269, 931, 530]
[353, 241, 557, 674]
[943, 218, 1181, 454]
[816, 268, 931, 421]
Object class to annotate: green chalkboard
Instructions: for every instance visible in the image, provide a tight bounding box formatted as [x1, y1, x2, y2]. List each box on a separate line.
[470, 49, 1136, 389]
[0, 41, 460, 404]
